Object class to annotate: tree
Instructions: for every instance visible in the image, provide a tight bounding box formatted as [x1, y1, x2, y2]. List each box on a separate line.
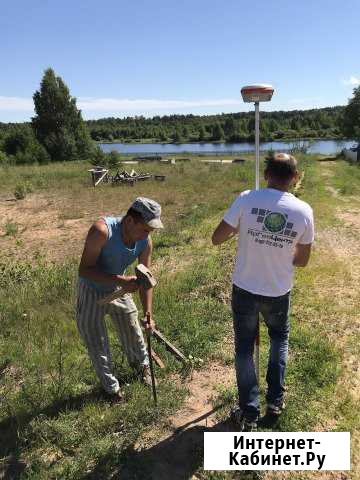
[247, 117, 255, 134]
[224, 117, 236, 138]
[90, 146, 107, 166]
[159, 129, 168, 142]
[198, 124, 207, 141]
[182, 125, 189, 139]
[3, 127, 50, 164]
[172, 129, 183, 143]
[342, 86, 360, 142]
[3, 128, 33, 156]
[107, 150, 122, 167]
[32, 68, 94, 162]
[212, 123, 224, 141]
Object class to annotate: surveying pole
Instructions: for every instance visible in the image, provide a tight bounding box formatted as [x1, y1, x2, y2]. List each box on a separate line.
[240, 84, 275, 383]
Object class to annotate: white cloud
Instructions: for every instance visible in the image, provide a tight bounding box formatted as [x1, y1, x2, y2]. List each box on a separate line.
[0, 96, 34, 111]
[0, 96, 245, 120]
[342, 76, 360, 86]
[77, 97, 243, 112]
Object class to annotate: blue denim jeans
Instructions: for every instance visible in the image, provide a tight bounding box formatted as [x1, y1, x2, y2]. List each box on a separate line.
[232, 285, 290, 421]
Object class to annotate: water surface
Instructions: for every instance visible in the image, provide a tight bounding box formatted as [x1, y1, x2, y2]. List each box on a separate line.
[100, 139, 356, 156]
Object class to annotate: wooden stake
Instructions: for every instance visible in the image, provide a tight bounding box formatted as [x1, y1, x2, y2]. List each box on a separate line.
[153, 329, 187, 363]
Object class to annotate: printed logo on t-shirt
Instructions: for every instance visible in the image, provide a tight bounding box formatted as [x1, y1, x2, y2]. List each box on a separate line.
[263, 212, 287, 233]
[247, 207, 298, 249]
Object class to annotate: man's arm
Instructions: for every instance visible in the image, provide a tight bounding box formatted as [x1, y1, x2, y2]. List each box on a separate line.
[78, 219, 138, 292]
[212, 220, 238, 245]
[293, 243, 312, 267]
[138, 237, 155, 331]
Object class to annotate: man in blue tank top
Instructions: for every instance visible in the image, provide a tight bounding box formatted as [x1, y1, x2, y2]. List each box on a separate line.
[77, 197, 163, 401]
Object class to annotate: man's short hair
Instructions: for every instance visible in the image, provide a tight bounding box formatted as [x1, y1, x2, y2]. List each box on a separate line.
[125, 207, 145, 223]
[265, 152, 297, 181]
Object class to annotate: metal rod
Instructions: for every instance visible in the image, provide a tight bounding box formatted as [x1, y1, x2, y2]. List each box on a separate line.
[255, 101, 260, 190]
[254, 101, 260, 383]
[146, 313, 157, 406]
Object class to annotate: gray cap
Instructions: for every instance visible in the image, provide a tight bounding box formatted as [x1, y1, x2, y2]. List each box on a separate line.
[131, 197, 163, 229]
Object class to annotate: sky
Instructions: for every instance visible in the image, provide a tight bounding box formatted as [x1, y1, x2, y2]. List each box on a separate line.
[1, 0, 359, 122]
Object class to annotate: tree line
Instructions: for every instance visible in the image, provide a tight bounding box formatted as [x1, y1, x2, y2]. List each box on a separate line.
[0, 68, 359, 166]
[86, 106, 345, 143]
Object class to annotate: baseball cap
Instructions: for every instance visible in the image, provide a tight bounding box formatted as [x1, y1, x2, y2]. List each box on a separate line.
[131, 197, 164, 229]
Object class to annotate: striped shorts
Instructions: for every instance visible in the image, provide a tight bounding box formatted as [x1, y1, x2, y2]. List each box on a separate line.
[76, 278, 149, 394]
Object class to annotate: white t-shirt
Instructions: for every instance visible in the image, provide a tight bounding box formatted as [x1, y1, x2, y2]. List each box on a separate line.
[223, 188, 314, 297]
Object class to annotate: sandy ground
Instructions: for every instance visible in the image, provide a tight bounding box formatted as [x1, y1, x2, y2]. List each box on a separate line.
[0, 193, 90, 262]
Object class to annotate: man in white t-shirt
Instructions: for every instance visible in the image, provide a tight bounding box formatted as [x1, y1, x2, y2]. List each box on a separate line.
[212, 152, 314, 431]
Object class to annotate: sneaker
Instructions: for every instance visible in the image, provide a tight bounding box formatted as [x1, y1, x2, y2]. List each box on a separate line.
[231, 408, 258, 432]
[266, 402, 285, 416]
[141, 365, 158, 387]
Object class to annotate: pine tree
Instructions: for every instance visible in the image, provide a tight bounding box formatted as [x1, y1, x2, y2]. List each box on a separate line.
[32, 68, 94, 162]
[342, 86, 360, 142]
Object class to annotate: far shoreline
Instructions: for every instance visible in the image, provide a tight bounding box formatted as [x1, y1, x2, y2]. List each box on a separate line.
[96, 136, 351, 145]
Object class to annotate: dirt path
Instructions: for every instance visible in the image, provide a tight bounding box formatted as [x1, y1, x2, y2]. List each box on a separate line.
[319, 164, 360, 478]
[129, 363, 235, 480]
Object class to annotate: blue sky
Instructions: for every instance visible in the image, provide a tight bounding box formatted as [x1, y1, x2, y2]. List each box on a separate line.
[1, 0, 359, 122]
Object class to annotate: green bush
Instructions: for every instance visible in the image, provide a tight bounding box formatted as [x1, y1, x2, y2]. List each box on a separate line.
[14, 180, 33, 200]
[14, 141, 51, 165]
[90, 147, 107, 167]
[3, 127, 33, 156]
[107, 150, 122, 168]
[2, 127, 51, 165]
[4, 221, 19, 236]
[0, 150, 10, 165]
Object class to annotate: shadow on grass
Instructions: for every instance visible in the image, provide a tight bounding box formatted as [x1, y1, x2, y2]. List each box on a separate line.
[0, 387, 112, 480]
[81, 409, 262, 480]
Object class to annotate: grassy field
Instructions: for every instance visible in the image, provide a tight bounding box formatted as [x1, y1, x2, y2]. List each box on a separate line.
[0, 155, 359, 479]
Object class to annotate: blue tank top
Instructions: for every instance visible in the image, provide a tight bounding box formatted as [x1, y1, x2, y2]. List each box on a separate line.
[81, 216, 148, 293]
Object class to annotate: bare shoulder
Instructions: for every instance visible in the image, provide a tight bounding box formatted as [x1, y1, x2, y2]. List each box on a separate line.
[86, 218, 108, 245]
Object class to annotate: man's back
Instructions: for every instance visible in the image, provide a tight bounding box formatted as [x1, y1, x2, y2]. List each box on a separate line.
[224, 188, 314, 297]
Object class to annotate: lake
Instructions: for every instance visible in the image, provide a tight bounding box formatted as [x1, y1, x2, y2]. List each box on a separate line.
[99, 139, 356, 156]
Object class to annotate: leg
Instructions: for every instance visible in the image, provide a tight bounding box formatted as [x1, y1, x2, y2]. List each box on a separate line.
[108, 295, 149, 369]
[232, 285, 260, 421]
[261, 292, 290, 407]
[76, 279, 120, 394]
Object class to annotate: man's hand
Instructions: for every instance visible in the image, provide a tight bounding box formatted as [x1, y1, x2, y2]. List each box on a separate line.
[142, 314, 155, 335]
[118, 275, 139, 293]
[212, 220, 237, 245]
[293, 243, 312, 267]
